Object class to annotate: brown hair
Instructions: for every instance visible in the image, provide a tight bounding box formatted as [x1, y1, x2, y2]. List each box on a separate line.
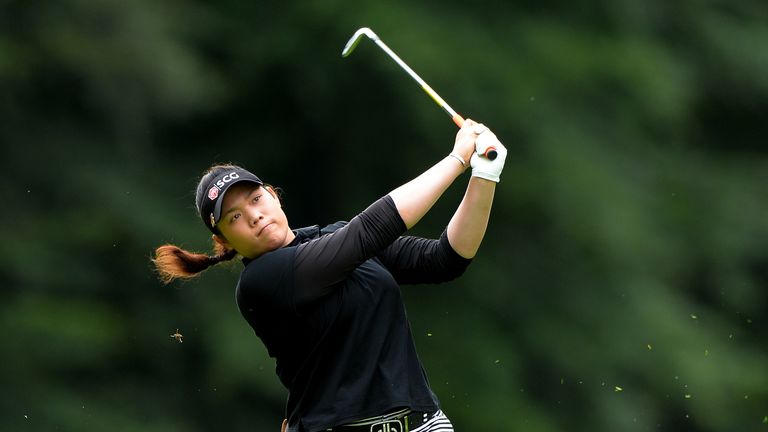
[152, 164, 244, 284]
[153, 241, 238, 284]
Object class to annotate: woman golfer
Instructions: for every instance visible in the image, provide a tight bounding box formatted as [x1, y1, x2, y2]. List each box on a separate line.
[153, 119, 506, 432]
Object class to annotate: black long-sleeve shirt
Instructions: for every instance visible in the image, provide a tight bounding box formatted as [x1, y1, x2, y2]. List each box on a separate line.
[235, 196, 471, 432]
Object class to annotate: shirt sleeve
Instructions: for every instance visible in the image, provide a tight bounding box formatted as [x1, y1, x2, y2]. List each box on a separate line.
[292, 195, 407, 306]
[375, 229, 472, 285]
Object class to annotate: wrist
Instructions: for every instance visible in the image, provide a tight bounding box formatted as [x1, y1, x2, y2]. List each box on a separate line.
[448, 152, 468, 171]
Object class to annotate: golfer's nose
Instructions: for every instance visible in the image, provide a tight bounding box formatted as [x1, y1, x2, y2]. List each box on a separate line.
[248, 209, 264, 226]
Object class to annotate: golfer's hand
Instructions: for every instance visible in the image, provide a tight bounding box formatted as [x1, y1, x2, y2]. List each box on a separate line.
[453, 118, 485, 168]
[471, 129, 507, 183]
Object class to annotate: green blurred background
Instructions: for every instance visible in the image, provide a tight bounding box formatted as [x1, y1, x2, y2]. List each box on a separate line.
[2, 1, 766, 431]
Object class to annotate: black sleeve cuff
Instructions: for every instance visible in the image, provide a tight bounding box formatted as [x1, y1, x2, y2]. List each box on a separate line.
[439, 230, 472, 262]
[381, 195, 408, 233]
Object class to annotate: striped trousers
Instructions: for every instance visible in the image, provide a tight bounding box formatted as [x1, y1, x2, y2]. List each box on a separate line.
[409, 410, 454, 432]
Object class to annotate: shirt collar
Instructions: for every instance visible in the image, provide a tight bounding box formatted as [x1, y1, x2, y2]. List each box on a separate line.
[287, 225, 321, 246]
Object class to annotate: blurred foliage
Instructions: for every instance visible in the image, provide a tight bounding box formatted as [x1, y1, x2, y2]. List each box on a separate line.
[1, 0, 767, 431]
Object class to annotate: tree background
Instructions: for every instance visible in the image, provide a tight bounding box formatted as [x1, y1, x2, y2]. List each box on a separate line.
[2, 1, 766, 431]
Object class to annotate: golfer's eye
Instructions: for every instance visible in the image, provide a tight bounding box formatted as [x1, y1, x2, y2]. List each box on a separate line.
[252, 194, 262, 203]
[230, 213, 241, 223]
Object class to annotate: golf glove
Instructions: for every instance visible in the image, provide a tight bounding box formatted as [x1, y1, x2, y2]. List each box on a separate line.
[470, 130, 507, 183]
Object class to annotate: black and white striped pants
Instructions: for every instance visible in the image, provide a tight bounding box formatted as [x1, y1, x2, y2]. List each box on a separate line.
[409, 410, 454, 432]
[328, 409, 454, 432]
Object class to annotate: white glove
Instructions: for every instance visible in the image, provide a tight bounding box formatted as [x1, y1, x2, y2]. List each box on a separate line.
[470, 130, 507, 183]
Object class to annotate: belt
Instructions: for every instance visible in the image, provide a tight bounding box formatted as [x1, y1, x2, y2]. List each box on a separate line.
[330, 410, 434, 432]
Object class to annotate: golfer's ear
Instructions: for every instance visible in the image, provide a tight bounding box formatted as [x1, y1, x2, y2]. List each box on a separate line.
[213, 233, 229, 249]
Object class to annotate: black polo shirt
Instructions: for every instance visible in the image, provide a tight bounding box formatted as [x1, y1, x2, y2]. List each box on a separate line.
[235, 196, 471, 432]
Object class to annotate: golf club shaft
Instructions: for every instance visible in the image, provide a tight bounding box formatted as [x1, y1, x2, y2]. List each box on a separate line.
[342, 28, 497, 160]
[370, 38, 465, 128]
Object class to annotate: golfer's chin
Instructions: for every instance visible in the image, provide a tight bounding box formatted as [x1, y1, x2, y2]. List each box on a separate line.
[244, 232, 289, 258]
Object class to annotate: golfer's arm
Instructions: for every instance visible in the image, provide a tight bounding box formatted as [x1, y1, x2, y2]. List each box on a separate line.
[388, 156, 466, 229]
[446, 177, 496, 258]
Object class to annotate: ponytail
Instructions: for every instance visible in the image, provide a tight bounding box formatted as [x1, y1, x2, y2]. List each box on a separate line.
[152, 239, 238, 284]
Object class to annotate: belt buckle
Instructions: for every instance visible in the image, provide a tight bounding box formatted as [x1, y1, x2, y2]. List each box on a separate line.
[369, 419, 403, 432]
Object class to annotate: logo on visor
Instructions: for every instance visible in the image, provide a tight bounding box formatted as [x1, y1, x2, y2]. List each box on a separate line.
[208, 186, 220, 201]
[215, 172, 240, 188]
[208, 172, 241, 201]
[210, 213, 216, 228]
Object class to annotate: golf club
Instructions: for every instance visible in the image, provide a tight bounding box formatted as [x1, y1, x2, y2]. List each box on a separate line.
[342, 27, 497, 160]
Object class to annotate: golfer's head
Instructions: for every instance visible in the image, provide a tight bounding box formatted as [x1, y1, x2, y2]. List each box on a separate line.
[196, 165, 292, 258]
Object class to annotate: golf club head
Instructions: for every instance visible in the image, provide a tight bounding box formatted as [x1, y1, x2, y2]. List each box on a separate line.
[341, 27, 379, 57]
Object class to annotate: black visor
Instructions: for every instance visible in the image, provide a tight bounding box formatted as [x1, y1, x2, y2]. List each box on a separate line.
[200, 169, 263, 233]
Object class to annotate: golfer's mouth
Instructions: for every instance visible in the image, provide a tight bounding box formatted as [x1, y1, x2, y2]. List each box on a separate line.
[258, 222, 274, 236]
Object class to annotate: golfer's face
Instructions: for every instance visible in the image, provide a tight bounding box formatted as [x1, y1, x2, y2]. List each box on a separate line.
[216, 183, 292, 258]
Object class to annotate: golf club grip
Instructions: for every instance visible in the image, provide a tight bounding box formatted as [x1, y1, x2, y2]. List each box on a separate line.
[455, 114, 497, 160]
